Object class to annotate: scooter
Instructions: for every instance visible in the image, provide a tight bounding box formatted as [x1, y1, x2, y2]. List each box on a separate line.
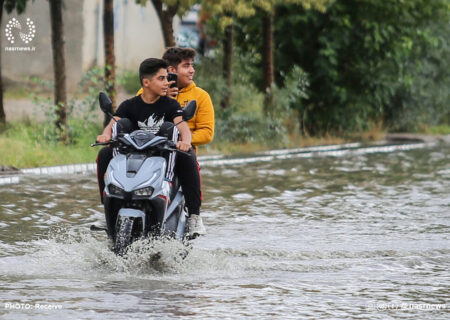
[91, 92, 197, 255]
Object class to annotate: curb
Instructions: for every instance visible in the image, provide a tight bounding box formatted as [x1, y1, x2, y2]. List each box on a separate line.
[21, 163, 97, 175]
[198, 141, 435, 167]
[0, 176, 20, 185]
[0, 155, 226, 186]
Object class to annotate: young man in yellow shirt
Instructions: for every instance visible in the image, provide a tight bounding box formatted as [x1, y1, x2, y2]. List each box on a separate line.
[138, 48, 214, 147]
[137, 47, 215, 236]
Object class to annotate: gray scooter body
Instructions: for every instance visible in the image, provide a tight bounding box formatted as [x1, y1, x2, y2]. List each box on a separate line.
[104, 135, 187, 245]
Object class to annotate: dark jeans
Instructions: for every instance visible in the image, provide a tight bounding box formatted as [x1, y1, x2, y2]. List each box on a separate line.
[175, 148, 201, 215]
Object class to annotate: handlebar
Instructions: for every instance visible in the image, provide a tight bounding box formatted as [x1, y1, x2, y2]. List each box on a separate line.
[166, 140, 176, 148]
[90, 139, 191, 156]
[164, 147, 192, 156]
[90, 141, 112, 147]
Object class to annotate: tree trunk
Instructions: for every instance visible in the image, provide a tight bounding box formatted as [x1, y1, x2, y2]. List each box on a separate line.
[49, 0, 68, 143]
[0, 1, 5, 130]
[220, 21, 233, 109]
[262, 12, 274, 113]
[152, 0, 178, 47]
[103, 0, 116, 127]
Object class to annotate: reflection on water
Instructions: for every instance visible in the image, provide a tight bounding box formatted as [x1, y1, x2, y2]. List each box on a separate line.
[0, 145, 449, 319]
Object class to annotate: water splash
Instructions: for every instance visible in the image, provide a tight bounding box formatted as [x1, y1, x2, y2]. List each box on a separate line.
[0, 226, 240, 280]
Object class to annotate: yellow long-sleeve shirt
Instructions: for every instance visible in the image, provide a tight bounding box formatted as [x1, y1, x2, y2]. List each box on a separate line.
[137, 82, 214, 147]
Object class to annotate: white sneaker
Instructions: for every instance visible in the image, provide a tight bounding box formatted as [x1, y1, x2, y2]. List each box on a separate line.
[188, 215, 206, 238]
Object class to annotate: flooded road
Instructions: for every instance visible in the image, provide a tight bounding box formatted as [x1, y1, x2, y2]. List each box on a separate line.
[0, 144, 449, 319]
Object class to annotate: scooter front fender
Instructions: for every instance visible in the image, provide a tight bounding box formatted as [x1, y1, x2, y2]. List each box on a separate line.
[118, 208, 146, 234]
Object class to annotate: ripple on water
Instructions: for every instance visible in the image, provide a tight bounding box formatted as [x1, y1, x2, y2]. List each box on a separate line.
[0, 145, 449, 319]
[231, 193, 254, 201]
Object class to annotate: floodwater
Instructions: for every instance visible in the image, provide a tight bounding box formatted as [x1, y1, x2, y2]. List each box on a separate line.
[0, 144, 449, 319]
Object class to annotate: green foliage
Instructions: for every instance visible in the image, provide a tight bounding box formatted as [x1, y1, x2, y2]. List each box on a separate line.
[195, 53, 295, 147]
[427, 125, 450, 135]
[4, 0, 29, 14]
[385, 20, 450, 131]
[2, 68, 106, 167]
[234, 0, 450, 134]
[201, 0, 255, 30]
[194, 56, 227, 108]
[28, 67, 106, 144]
[0, 120, 101, 168]
[215, 111, 287, 146]
[117, 70, 141, 95]
[136, 0, 197, 17]
[272, 65, 309, 114]
[272, 65, 309, 134]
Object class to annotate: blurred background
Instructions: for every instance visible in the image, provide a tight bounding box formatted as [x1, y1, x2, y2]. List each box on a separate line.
[0, 0, 449, 168]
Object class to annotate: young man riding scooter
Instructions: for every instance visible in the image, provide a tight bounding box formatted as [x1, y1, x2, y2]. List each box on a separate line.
[96, 58, 205, 238]
[137, 47, 214, 236]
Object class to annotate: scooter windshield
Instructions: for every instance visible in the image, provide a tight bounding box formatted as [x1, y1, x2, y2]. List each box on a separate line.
[130, 130, 156, 147]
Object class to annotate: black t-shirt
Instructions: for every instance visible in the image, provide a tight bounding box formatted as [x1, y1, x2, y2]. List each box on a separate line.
[114, 95, 183, 134]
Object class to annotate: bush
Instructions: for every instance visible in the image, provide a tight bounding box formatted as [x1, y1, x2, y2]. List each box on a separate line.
[118, 70, 141, 95]
[28, 67, 105, 144]
[0, 119, 101, 168]
[272, 65, 309, 136]
[195, 55, 288, 147]
[233, 0, 450, 134]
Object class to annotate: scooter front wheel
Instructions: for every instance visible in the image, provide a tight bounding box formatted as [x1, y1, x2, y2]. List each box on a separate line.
[114, 216, 134, 256]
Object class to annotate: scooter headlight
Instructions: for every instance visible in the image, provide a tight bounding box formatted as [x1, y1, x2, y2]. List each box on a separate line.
[134, 186, 154, 196]
[108, 184, 124, 196]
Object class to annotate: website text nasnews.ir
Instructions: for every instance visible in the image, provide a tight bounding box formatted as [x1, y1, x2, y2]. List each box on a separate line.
[5, 46, 36, 52]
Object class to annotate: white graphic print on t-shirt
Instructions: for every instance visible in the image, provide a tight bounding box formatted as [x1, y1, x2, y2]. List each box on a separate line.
[137, 114, 165, 134]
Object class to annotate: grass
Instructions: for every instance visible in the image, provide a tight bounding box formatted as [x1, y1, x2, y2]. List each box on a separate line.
[0, 119, 361, 168]
[3, 87, 31, 99]
[0, 120, 101, 168]
[199, 132, 379, 156]
[425, 125, 450, 135]
[198, 137, 349, 156]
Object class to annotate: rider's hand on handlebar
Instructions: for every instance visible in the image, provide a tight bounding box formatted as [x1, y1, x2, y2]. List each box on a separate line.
[167, 84, 178, 98]
[176, 141, 191, 152]
[96, 134, 111, 143]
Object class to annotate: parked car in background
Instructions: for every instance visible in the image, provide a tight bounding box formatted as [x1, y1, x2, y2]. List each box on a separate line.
[176, 4, 200, 49]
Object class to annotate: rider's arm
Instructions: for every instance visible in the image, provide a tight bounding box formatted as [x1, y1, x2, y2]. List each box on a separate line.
[96, 116, 121, 143]
[174, 116, 192, 152]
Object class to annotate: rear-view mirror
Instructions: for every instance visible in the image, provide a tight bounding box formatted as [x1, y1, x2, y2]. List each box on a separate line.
[99, 92, 113, 114]
[182, 100, 197, 121]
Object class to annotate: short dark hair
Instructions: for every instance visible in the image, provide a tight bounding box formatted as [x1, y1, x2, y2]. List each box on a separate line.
[139, 58, 168, 84]
[162, 47, 196, 68]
